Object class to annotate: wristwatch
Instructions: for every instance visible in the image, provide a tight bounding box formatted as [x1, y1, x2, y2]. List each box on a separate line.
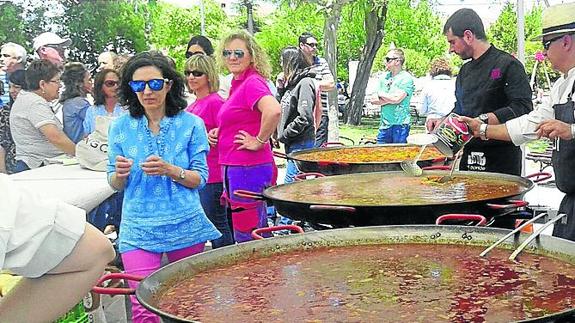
[173, 167, 186, 182]
[479, 123, 489, 141]
[478, 113, 489, 124]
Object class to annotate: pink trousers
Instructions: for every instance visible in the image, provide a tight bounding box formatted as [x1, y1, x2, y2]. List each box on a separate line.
[121, 243, 205, 323]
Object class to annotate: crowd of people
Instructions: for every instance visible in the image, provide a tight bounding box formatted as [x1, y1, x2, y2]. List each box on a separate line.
[1, 2, 574, 322]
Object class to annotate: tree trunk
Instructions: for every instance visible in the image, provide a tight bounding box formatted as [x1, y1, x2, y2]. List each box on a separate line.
[345, 1, 387, 126]
[324, 10, 340, 142]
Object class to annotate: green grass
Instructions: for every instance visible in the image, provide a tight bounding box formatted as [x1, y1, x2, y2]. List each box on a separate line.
[338, 117, 426, 145]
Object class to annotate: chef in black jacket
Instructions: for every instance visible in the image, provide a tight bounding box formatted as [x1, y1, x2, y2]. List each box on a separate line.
[461, 2, 575, 241]
[430, 8, 533, 176]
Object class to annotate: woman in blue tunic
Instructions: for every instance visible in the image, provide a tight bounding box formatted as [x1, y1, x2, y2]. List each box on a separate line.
[107, 51, 221, 323]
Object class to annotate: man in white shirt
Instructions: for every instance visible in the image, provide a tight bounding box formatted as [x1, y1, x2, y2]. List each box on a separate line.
[0, 174, 114, 322]
[461, 2, 575, 241]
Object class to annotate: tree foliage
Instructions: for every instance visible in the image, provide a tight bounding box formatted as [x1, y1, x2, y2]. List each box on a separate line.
[58, 0, 149, 72]
[148, 0, 229, 71]
[0, 3, 28, 47]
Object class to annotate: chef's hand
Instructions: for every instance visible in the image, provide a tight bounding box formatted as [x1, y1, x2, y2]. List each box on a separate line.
[426, 118, 442, 133]
[234, 130, 264, 151]
[115, 156, 133, 178]
[141, 155, 174, 176]
[208, 128, 219, 146]
[459, 116, 483, 138]
[537, 120, 573, 140]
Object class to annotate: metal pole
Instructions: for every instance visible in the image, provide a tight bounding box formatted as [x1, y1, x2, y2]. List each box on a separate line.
[200, 0, 206, 36]
[517, 0, 525, 64]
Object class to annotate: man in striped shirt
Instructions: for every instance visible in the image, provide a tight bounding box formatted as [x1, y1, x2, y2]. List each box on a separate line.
[299, 32, 335, 147]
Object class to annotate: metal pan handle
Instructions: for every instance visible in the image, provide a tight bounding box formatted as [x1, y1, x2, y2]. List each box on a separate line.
[251, 225, 304, 240]
[233, 190, 265, 200]
[294, 172, 326, 181]
[436, 214, 487, 226]
[524, 172, 552, 183]
[92, 273, 143, 295]
[487, 200, 529, 210]
[422, 165, 450, 170]
[309, 205, 357, 213]
[273, 151, 289, 159]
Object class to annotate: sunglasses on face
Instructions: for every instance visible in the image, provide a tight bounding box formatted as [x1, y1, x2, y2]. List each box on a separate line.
[104, 80, 119, 87]
[385, 57, 399, 62]
[184, 70, 205, 77]
[306, 42, 318, 48]
[185, 51, 205, 59]
[128, 78, 169, 93]
[222, 49, 245, 59]
[44, 44, 65, 54]
[542, 35, 565, 50]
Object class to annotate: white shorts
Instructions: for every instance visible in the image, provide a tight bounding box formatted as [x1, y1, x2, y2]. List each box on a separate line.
[1, 175, 86, 278]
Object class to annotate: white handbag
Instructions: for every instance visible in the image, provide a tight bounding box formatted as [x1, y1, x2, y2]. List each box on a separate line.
[76, 116, 112, 172]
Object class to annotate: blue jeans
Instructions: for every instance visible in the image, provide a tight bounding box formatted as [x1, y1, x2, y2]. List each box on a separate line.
[376, 124, 410, 144]
[199, 182, 234, 248]
[13, 160, 30, 173]
[279, 139, 315, 225]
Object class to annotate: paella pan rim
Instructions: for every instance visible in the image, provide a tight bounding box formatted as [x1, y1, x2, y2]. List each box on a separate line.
[135, 225, 575, 323]
[287, 143, 445, 165]
[263, 170, 535, 207]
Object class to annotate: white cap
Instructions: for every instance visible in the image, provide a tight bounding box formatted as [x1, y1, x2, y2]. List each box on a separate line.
[33, 32, 72, 52]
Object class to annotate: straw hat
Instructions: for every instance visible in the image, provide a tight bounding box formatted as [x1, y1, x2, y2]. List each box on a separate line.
[535, 2, 575, 39]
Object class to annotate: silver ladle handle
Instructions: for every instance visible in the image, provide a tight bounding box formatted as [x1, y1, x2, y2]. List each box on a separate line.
[508, 213, 567, 261]
[479, 212, 547, 257]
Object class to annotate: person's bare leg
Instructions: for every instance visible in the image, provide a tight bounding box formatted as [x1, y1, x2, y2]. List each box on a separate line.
[0, 224, 115, 323]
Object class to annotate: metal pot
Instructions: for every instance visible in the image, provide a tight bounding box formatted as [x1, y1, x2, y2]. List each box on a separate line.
[237, 170, 535, 227]
[280, 144, 445, 175]
[115, 225, 575, 322]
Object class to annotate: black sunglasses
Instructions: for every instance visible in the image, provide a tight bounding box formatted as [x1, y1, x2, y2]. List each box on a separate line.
[128, 78, 169, 92]
[306, 42, 318, 48]
[184, 70, 205, 77]
[222, 49, 245, 59]
[385, 57, 399, 62]
[542, 35, 565, 50]
[185, 51, 205, 59]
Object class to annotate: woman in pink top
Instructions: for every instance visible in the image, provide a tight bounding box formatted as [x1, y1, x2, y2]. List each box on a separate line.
[184, 54, 233, 248]
[209, 30, 281, 243]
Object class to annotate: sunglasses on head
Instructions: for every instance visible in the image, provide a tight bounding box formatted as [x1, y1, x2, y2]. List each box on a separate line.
[128, 78, 169, 93]
[222, 49, 245, 59]
[542, 34, 566, 50]
[186, 51, 205, 59]
[385, 57, 399, 62]
[184, 70, 205, 77]
[103, 80, 119, 87]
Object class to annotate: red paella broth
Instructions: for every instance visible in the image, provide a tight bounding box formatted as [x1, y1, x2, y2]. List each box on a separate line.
[156, 244, 575, 322]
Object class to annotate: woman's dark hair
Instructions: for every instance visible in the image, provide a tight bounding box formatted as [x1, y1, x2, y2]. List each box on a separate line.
[25, 59, 61, 91]
[9, 69, 26, 89]
[281, 47, 312, 85]
[119, 51, 187, 118]
[60, 62, 89, 102]
[187, 35, 214, 56]
[93, 69, 119, 106]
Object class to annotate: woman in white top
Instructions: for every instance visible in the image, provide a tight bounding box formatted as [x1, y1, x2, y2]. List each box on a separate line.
[418, 57, 456, 132]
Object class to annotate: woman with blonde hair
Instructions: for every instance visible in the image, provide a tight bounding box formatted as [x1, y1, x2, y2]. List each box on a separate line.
[208, 30, 281, 243]
[184, 54, 233, 248]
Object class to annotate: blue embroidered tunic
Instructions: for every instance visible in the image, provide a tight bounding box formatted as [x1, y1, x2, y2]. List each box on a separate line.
[107, 111, 221, 253]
